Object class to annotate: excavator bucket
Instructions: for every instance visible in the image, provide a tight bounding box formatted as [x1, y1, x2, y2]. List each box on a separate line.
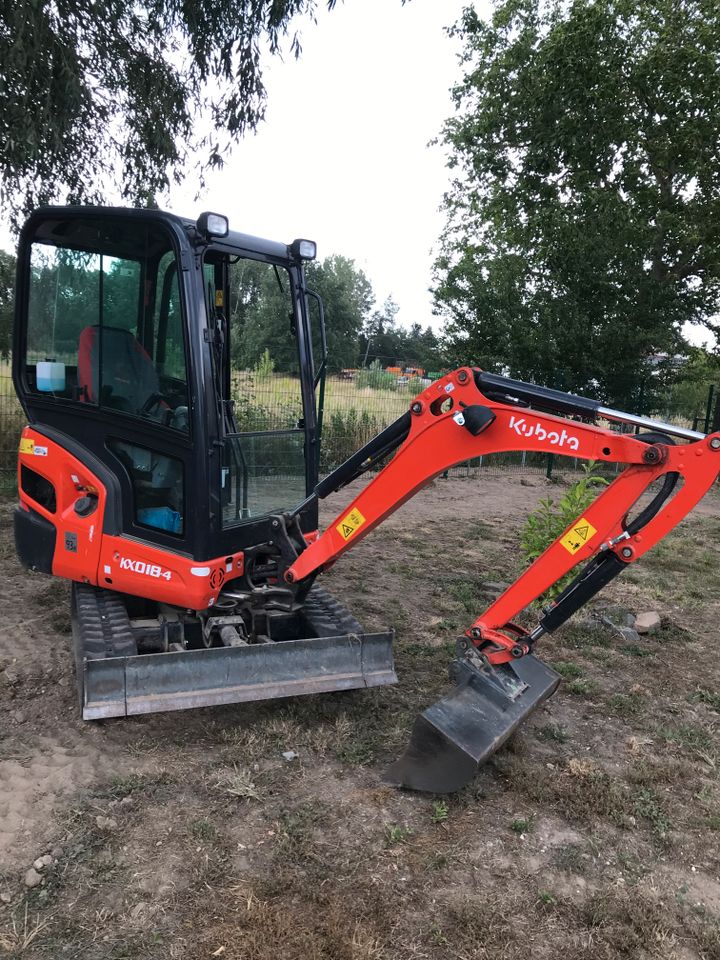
[384, 655, 560, 793]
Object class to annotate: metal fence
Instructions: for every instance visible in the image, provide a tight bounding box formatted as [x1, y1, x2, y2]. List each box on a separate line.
[2, 354, 717, 488]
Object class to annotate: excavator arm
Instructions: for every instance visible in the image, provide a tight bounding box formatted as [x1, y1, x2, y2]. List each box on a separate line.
[285, 367, 720, 792]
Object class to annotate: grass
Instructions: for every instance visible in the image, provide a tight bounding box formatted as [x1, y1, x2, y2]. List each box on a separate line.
[276, 801, 331, 863]
[190, 818, 218, 840]
[552, 660, 584, 679]
[661, 723, 714, 757]
[216, 765, 262, 801]
[431, 801, 449, 824]
[608, 692, 645, 717]
[689, 688, 720, 712]
[510, 816, 535, 835]
[565, 677, 600, 697]
[553, 843, 588, 873]
[384, 824, 413, 845]
[620, 643, 655, 658]
[536, 722, 570, 743]
[634, 788, 672, 840]
[0, 904, 53, 955]
[233, 369, 412, 422]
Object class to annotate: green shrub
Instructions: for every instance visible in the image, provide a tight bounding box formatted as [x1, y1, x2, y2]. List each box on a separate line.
[319, 407, 381, 472]
[521, 462, 609, 602]
[254, 348, 275, 378]
[356, 360, 396, 392]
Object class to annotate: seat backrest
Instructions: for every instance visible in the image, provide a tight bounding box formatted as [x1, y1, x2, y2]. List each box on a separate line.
[78, 325, 160, 414]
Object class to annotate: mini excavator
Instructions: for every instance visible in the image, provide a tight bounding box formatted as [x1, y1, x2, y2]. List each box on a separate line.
[12, 207, 720, 793]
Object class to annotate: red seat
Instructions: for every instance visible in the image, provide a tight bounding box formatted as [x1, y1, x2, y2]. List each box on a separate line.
[77, 326, 162, 415]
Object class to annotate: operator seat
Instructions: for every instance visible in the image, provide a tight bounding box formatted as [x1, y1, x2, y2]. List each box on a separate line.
[77, 325, 164, 418]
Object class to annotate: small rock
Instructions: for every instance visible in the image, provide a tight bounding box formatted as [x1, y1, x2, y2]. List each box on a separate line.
[624, 613, 636, 628]
[119, 796, 133, 807]
[32, 854, 53, 871]
[95, 816, 118, 831]
[3, 669, 19, 685]
[282, 750, 298, 762]
[24, 868, 42, 889]
[13, 710, 27, 724]
[0, 892, 12, 904]
[635, 611, 661, 635]
[50, 847, 63, 859]
[617, 627, 640, 643]
[481, 581, 511, 594]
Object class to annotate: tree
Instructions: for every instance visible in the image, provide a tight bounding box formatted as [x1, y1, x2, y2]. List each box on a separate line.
[360, 297, 403, 365]
[0, 1, 334, 225]
[305, 256, 374, 373]
[665, 348, 720, 421]
[359, 301, 447, 371]
[0, 250, 14, 359]
[231, 254, 374, 374]
[434, 0, 720, 408]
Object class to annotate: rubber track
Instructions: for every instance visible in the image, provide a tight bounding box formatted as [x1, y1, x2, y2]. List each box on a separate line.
[301, 586, 364, 639]
[73, 584, 138, 660]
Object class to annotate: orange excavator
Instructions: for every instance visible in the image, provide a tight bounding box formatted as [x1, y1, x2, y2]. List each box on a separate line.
[12, 206, 720, 793]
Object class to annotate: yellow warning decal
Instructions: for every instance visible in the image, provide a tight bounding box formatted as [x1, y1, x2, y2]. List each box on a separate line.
[215, 289, 224, 307]
[560, 517, 598, 555]
[336, 508, 366, 541]
[19, 438, 34, 454]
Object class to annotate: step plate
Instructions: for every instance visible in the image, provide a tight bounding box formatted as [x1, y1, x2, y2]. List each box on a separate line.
[81, 632, 396, 719]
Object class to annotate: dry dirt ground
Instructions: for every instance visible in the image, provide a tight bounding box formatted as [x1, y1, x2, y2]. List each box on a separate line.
[1, 472, 720, 959]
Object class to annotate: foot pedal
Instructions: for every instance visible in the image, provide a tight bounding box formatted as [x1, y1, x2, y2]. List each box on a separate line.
[383, 655, 560, 793]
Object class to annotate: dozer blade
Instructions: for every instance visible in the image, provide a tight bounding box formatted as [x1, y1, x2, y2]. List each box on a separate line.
[72, 582, 396, 719]
[80, 633, 397, 719]
[384, 654, 560, 794]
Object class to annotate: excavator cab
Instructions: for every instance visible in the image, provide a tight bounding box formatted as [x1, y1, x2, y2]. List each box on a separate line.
[13, 206, 396, 718]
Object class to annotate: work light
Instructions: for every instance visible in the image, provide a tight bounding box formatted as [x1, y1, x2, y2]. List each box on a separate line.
[196, 211, 229, 238]
[290, 238, 317, 260]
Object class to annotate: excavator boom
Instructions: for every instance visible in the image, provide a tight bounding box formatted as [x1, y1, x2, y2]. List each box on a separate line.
[286, 367, 720, 792]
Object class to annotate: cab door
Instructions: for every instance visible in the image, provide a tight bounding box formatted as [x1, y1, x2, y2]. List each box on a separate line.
[15, 211, 200, 565]
[202, 251, 318, 547]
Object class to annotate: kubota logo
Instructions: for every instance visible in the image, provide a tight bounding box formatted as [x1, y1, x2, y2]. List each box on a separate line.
[509, 415, 580, 451]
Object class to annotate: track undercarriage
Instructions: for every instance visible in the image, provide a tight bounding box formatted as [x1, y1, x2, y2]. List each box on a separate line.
[72, 582, 396, 719]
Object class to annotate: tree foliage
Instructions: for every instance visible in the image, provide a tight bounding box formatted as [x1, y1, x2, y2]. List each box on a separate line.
[434, 0, 720, 407]
[306, 255, 375, 372]
[230, 254, 374, 374]
[0, 249, 15, 359]
[0, 0, 332, 224]
[360, 298, 445, 371]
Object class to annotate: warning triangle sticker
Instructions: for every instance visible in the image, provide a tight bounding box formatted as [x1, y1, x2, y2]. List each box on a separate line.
[574, 525, 590, 540]
[341, 524, 354, 538]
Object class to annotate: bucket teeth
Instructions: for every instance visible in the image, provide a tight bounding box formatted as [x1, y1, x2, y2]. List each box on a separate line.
[383, 655, 561, 794]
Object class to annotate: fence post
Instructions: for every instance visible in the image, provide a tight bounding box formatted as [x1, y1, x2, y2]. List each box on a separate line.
[546, 453, 554, 480]
[704, 384, 716, 434]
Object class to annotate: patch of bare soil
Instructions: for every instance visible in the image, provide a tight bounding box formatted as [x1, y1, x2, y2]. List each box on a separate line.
[1, 474, 719, 960]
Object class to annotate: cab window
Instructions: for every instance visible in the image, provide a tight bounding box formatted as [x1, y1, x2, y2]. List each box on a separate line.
[24, 217, 189, 433]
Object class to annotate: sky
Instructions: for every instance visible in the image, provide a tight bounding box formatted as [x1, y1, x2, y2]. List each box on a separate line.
[169, 0, 481, 332]
[1, 0, 713, 348]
